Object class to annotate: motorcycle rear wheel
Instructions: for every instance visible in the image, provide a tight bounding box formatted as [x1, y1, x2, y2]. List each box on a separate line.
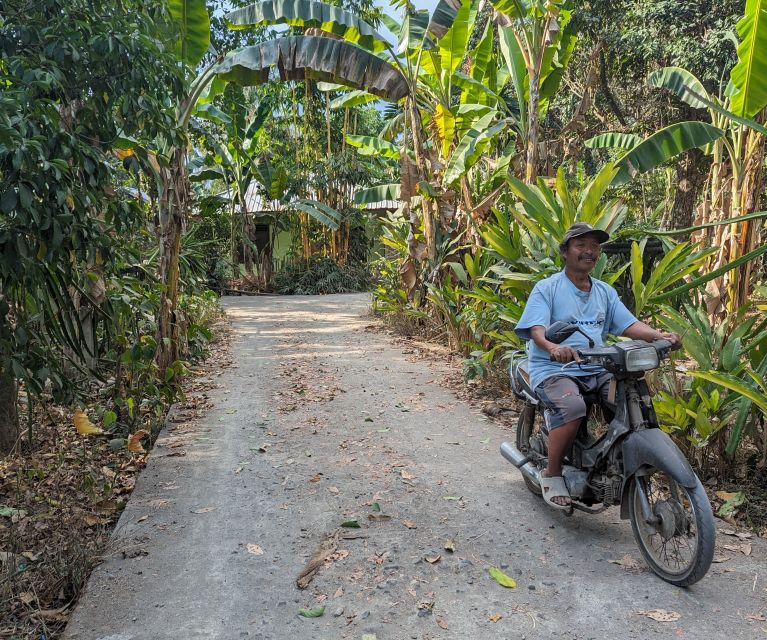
[515, 403, 542, 496]
[629, 468, 715, 587]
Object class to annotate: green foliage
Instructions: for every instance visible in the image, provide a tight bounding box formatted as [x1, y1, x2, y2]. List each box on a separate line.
[654, 304, 767, 454]
[272, 257, 371, 295]
[653, 382, 732, 447]
[628, 240, 717, 318]
[0, 0, 184, 408]
[504, 163, 627, 261]
[729, 0, 767, 117]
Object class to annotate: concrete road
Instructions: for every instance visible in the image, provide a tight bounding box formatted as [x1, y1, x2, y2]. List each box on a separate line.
[64, 294, 767, 640]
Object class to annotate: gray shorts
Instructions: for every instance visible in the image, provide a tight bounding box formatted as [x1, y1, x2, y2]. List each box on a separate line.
[535, 373, 614, 430]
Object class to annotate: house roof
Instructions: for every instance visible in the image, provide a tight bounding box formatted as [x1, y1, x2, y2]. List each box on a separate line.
[221, 183, 400, 214]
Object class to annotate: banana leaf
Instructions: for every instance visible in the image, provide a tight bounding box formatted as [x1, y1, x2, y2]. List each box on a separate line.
[330, 89, 379, 109]
[292, 199, 342, 229]
[353, 183, 401, 205]
[225, 0, 391, 53]
[216, 36, 409, 102]
[612, 122, 725, 185]
[345, 134, 400, 159]
[498, 26, 527, 128]
[169, 0, 211, 66]
[399, 9, 433, 54]
[585, 132, 643, 151]
[730, 0, 767, 117]
[647, 66, 711, 110]
[443, 114, 507, 186]
[439, 0, 474, 77]
[428, 0, 463, 39]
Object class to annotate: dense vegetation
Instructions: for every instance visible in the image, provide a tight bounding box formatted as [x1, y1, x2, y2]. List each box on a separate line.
[1, 0, 767, 632]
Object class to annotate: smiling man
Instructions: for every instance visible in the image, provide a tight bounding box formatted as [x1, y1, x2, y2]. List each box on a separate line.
[514, 223, 680, 510]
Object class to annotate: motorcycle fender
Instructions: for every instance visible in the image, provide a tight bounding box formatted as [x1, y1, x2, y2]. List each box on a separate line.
[618, 429, 697, 519]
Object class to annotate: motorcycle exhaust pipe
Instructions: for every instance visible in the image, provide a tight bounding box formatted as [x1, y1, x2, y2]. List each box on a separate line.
[500, 441, 541, 487]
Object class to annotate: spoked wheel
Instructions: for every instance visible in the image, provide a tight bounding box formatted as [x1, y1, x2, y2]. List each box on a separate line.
[515, 403, 543, 496]
[629, 468, 715, 586]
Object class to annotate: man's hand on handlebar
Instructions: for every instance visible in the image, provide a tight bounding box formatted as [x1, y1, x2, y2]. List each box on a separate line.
[549, 345, 581, 363]
[657, 331, 682, 350]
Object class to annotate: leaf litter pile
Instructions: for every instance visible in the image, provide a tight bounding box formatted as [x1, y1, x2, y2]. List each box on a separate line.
[0, 323, 233, 639]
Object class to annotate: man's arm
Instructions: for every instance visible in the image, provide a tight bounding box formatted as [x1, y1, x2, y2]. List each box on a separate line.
[622, 321, 681, 348]
[530, 326, 581, 363]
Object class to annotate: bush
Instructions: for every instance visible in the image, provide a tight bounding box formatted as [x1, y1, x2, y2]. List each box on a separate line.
[272, 257, 371, 295]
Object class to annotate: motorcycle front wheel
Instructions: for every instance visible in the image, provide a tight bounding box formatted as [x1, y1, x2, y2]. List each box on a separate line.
[628, 467, 715, 587]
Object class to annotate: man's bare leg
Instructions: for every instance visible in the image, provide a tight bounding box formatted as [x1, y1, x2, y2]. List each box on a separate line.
[543, 419, 581, 506]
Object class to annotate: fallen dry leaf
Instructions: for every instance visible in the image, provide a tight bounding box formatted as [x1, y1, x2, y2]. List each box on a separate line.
[368, 514, 392, 522]
[400, 469, 416, 481]
[425, 554, 441, 564]
[310, 474, 322, 483]
[333, 587, 344, 599]
[609, 554, 644, 572]
[136, 515, 149, 523]
[73, 409, 103, 435]
[746, 613, 767, 622]
[722, 543, 752, 555]
[489, 614, 503, 623]
[403, 519, 417, 529]
[328, 486, 339, 494]
[638, 609, 681, 622]
[246, 544, 264, 556]
[436, 617, 449, 630]
[444, 539, 456, 552]
[127, 430, 149, 454]
[191, 507, 216, 514]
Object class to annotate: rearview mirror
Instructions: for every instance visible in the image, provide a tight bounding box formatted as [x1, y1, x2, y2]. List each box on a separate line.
[545, 321, 595, 348]
[545, 321, 578, 344]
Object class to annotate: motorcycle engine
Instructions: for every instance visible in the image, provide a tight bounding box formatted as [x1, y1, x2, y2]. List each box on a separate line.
[587, 473, 623, 504]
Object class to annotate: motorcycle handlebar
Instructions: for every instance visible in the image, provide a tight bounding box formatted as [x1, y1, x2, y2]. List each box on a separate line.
[547, 339, 673, 362]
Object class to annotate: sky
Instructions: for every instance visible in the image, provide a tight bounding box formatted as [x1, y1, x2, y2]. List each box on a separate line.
[379, 0, 440, 42]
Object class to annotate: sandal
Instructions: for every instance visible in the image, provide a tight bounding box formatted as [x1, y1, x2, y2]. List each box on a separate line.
[540, 475, 571, 511]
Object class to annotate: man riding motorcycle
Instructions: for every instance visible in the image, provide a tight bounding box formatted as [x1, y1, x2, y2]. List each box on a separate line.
[514, 223, 681, 510]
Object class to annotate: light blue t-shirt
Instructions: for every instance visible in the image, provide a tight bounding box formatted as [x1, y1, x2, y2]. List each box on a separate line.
[514, 271, 638, 390]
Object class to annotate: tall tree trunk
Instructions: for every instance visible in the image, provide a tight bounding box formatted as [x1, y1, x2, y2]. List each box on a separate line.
[732, 127, 766, 309]
[525, 64, 541, 184]
[668, 147, 709, 232]
[406, 97, 436, 262]
[0, 372, 19, 454]
[243, 213, 255, 274]
[156, 145, 188, 377]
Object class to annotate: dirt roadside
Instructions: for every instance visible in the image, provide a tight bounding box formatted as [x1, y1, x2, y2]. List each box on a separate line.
[63, 293, 767, 640]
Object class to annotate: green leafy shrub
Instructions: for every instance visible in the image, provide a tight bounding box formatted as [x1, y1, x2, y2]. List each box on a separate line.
[272, 257, 371, 295]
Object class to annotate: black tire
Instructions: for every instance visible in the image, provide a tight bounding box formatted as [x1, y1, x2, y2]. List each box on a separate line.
[515, 403, 542, 496]
[628, 468, 715, 587]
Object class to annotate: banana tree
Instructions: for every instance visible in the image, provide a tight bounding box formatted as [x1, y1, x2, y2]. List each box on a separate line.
[491, 0, 577, 183]
[152, 0, 221, 377]
[589, 0, 767, 316]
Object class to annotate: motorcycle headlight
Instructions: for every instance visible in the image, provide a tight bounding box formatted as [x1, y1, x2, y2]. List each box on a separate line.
[625, 346, 659, 372]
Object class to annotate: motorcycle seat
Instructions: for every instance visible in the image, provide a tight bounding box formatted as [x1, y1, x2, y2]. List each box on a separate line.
[510, 356, 539, 404]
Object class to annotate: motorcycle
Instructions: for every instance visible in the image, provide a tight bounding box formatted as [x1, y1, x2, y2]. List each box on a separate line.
[501, 321, 715, 586]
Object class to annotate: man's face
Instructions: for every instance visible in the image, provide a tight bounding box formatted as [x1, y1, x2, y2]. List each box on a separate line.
[562, 234, 601, 273]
